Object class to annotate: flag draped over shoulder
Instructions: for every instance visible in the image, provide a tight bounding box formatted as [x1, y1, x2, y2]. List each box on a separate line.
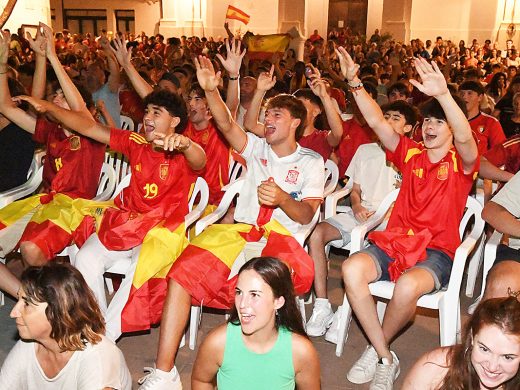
[225, 5, 250, 25]
[171, 218, 315, 310]
[243, 33, 291, 60]
[121, 210, 189, 333]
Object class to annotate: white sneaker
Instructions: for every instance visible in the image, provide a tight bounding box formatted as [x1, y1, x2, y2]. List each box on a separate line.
[346, 345, 379, 384]
[306, 298, 334, 337]
[138, 365, 182, 390]
[324, 306, 341, 344]
[369, 351, 400, 390]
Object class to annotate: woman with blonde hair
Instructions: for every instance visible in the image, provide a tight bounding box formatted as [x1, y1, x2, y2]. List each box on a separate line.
[403, 296, 520, 390]
[0, 262, 131, 389]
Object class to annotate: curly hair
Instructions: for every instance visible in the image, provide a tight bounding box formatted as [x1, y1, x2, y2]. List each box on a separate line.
[228, 257, 307, 338]
[143, 89, 188, 132]
[438, 296, 520, 390]
[21, 262, 105, 352]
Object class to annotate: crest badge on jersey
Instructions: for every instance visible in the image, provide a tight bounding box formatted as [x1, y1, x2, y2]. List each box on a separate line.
[285, 169, 299, 184]
[478, 125, 485, 133]
[69, 136, 81, 151]
[160, 163, 169, 180]
[437, 162, 449, 180]
[260, 158, 267, 166]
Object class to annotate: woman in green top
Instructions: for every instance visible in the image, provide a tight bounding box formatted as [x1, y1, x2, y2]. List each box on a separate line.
[192, 257, 321, 389]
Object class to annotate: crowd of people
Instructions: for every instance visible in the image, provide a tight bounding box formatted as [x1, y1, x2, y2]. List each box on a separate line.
[0, 20, 519, 389]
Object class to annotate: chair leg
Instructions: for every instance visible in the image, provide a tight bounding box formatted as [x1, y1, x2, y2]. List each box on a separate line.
[105, 276, 115, 295]
[297, 298, 306, 328]
[465, 235, 485, 297]
[439, 299, 458, 347]
[189, 305, 201, 350]
[0, 291, 4, 307]
[376, 300, 386, 324]
[335, 294, 353, 357]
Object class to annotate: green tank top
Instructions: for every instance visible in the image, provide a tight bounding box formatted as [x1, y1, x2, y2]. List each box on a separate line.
[217, 322, 295, 390]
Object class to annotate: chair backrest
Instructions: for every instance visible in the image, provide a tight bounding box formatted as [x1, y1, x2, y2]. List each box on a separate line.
[120, 115, 135, 131]
[93, 162, 117, 201]
[229, 156, 246, 183]
[324, 159, 339, 197]
[105, 150, 131, 188]
[111, 173, 132, 200]
[446, 196, 485, 296]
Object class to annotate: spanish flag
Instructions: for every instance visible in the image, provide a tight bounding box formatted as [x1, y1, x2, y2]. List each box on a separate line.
[243, 33, 291, 60]
[121, 210, 189, 332]
[225, 5, 250, 25]
[168, 218, 315, 310]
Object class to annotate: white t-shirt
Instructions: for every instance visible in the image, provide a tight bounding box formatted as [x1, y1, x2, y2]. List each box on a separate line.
[234, 133, 325, 234]
[0, 336, 131, 390]
[345, 142, 401, 211]
[490, 171, 520, 249]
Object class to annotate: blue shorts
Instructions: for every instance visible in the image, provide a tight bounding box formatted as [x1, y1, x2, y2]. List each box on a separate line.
[495, 244, 520, 265]
[360, 244, 453, 292]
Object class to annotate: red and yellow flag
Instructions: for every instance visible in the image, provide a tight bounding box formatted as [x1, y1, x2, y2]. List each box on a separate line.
[243, 33, 291, 60]
[169, 219, 315, 310]
[121, 212, 189, 333]
[225, 5, 250, 25]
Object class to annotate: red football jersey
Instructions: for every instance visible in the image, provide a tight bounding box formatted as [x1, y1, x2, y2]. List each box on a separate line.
[377, 136, 478, 259]
[34, 118, 105, 199]
[483, 134, 520, 174]
[183, 120, 230, 205]
[299, 130, 332, 161]
[110, 129, 196, 215]
[99, 129, 198, 250]
[469, 112, 506, 154]
[337, 119, 375, 176]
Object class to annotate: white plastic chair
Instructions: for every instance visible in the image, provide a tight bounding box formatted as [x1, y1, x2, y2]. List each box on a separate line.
[465, 178, 499, 297]
[323, 159, 339, 198]
[228, 156, 246, 184]
[120, 115, 135, 131]
[332, 190, 485, 357]
[189, 177, 321, 349]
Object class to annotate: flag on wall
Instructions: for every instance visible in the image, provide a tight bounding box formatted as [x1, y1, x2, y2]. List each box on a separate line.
[225, 5, 250, 25]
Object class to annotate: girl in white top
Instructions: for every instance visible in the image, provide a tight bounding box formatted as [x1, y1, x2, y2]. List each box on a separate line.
[403, 296, 520, 390]
[0, 262, 131, 389]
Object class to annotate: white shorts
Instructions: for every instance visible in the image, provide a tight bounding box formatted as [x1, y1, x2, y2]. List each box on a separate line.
[323, 208, 360, 248]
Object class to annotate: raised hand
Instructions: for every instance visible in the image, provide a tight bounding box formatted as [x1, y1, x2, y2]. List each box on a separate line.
[308, 77, 328, 99]
[194, 55, 221, 92]
[0, 30, 10, 66]
[39, 22, 57, 58]
[98, 35, 111, 51]
[257, 65, 276, 92]
[110, 37, 132, 68]
[216, 38, 246, 77]
[26, 27, 46, 57]
[335, 46, 359, 82]
[409, 57, 449, 97]
[13, 95, 51, 113]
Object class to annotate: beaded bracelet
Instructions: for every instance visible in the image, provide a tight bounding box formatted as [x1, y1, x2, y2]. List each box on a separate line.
[348, 81, 364, 91]
[228, 75, 239, 80]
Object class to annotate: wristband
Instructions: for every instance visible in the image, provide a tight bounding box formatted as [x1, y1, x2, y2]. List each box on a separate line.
[348, 81, 364, 92]
[228, 75, 239, 80]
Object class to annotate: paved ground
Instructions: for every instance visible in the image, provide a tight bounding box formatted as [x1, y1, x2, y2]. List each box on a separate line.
[0, 249, 480, 389]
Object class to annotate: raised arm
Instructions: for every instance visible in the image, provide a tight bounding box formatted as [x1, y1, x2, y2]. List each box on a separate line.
[97, 36, 120, 93]
[243, 65, 276, 136]
[336, 46, 399, 151]
[111, 37, 153, 99]
[0, 31, 36, 133]
[40, 23, 90, 115]
[307, 68, 343, 147]
[17, 95, 110, 145]
[26, 26, 47, 99]
[195, 55, 247, 152]
[216, 38, 246, 117]
[410, 57, 478, 173]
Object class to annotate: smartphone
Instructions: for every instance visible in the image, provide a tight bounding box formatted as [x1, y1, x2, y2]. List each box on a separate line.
[305, 66, 313, 79]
